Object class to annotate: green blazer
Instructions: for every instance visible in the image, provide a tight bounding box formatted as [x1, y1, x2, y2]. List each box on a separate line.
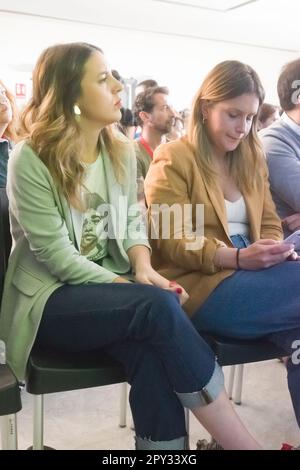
[0, 138, 150, 379]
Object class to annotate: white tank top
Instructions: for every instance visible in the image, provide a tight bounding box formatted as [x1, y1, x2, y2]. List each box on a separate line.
[224, 196, 249, 237]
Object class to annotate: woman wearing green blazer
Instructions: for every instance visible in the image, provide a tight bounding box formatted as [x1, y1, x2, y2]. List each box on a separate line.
[0, 43, 261, 450]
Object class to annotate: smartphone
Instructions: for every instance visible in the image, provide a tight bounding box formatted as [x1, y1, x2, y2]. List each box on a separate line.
[283, 230, 300, 250]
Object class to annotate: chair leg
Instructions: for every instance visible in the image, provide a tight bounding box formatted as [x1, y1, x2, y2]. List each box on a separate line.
[119, 382, 127, 428]
[130, 416, 135, 431]
[33, 394, 44, 450]
[184, 408, 190, 449]
[1, 414, 18, 449]
[227, 365, 236, 400]
[233, 364, 244, 405]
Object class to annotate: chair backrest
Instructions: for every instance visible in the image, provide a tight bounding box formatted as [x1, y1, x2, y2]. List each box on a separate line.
[0, 189, 22, 424]
[0, 188, 11, 301]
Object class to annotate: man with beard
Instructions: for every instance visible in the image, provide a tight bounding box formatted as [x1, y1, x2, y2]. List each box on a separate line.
[133, 86, 175, 201]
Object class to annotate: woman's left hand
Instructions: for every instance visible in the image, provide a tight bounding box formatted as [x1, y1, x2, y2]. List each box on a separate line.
[135, 267, 189, 306]
[282, 213, 300, 232]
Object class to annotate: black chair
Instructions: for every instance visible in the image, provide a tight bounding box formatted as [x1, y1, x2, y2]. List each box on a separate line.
[0, 188, 22, 450]
[0, 188, 127, 450]
[183, 333, 287, 446]
[202, 333, 287, 404]
[0, 363, 22, 449]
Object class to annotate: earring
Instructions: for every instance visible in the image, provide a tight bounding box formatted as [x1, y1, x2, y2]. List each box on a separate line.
[202, 115, 206, 124]
[73, 104, 81, 116]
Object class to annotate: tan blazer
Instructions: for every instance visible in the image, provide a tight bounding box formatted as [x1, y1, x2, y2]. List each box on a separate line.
[145, 137, 283, 316]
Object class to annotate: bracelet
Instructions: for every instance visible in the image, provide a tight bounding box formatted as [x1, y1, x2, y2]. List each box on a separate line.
[236, 248, 241, 270]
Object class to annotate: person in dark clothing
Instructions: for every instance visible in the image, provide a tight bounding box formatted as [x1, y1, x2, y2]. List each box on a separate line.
[0, 80, 18, 187]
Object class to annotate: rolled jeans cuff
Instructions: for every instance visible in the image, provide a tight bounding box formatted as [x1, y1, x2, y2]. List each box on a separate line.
[135, 435, 187, 450]
[176, 362, 224, 409]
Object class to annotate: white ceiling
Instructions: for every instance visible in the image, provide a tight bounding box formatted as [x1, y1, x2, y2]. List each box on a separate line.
[0, 0, 299, 107]
[153, 0, 259, 12]
[0, 0, 299, 52]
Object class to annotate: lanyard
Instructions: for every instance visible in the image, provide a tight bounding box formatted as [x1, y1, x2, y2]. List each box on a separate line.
[139, 137, 153, 159]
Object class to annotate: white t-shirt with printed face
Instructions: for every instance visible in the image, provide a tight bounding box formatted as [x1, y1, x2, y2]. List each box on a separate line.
[80, 156, 109, 262]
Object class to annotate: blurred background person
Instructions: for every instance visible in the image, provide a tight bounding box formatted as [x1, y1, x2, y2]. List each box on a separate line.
[179, 108, 191, 135]
[135, 79, 158, 98]
[257, 102, 279, 131]
[112, 70, 137, 139]
[111, 69, 122, 82]
[166, 110, 184, 142]
[261, 59, 300, 236]
[0, 79, 18, 187]
[116, 108, 136, 140]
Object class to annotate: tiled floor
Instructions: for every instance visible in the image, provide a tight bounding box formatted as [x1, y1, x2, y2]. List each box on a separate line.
[3, 359, 299, 450]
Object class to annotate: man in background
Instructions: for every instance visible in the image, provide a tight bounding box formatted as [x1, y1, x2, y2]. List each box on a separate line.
[133, 86, 175, 202]
[261, 58, 300, 236]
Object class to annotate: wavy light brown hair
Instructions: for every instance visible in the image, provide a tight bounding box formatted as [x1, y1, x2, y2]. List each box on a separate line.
[19, 42, 125, 209]
[0, 79, 19, 141]
[188, 60, 265, 193]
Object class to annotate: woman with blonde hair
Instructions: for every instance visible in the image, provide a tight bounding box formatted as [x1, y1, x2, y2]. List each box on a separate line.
[0, 79, 18, 186]
[145, 60, 300, 444]
[0, 44, 265, 450]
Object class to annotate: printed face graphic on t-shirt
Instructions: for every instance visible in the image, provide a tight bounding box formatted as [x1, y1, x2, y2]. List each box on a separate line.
[80, 192, 109, 261]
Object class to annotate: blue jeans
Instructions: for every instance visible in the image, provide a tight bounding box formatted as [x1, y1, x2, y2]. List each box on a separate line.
[193, 234, 300, 427]
[35, 283, 224, 449]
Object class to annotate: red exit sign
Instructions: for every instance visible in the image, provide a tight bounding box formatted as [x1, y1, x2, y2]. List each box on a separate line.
[15, 83, 26, 98]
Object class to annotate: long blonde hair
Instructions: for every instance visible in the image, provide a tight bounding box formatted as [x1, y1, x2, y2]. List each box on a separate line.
[0, 79, 19, 141]
[19, 42, 125, 209]
[188, 60, 265, 193]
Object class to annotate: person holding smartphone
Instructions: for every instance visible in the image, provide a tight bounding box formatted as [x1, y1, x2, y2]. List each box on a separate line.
[145, 60, 300, 442]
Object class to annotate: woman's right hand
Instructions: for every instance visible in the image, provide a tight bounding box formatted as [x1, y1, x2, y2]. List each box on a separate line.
[164, 281, 189, 306]
[238, 239, 295, 270]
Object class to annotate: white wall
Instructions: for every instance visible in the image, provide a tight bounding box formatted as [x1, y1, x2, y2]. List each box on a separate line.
[0, 11, 298, 110]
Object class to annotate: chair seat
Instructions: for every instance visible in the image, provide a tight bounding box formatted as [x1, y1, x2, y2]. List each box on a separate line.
[0, 364, 22, 415]
[26, 348, 126, 395]
[201, 334, 287, 366]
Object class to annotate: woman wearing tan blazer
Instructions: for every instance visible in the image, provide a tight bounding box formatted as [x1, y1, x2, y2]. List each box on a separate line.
[145, 60, 300, 438]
